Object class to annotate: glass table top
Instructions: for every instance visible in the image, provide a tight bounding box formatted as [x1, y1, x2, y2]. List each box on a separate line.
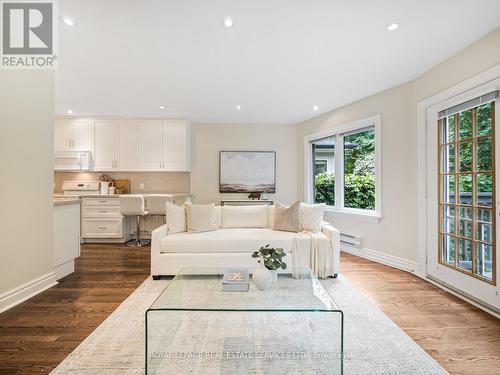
[148, 267, 340, 312]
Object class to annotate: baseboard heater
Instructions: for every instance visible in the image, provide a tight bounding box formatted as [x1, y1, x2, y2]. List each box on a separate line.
[340, 232, 362, 247]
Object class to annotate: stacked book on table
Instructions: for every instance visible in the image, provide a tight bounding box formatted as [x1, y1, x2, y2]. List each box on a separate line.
[222, 269, 249, 292]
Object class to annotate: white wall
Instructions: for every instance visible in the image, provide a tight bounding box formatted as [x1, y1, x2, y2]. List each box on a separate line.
[297, 27, 500, 264]
[0, 71, 55, 300]
[191, 123, 298, 205]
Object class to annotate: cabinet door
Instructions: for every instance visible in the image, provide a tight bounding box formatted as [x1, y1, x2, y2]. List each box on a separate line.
[72, 119, 94, 151]
[116, 119, 139, 170]
[139, 120, 163, 170]
[93, 120, 116, 170]
[54, 119, 73, 151]
[163, 119, 190, 171]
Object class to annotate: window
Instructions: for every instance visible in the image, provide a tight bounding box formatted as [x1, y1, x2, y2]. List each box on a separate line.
[438, 101, 496, 283]
[306, 115, 381, 221]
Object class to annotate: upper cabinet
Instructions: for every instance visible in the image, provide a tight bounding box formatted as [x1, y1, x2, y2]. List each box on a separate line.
[54, 118, 190, 172]
[163, 119, 190, 171]
[139, 120, 164, 170]
[93, 119, 117, 171]
[54, 119, 93, 152]
[139, 119, 190, 171]
[116, 119, 140, 171]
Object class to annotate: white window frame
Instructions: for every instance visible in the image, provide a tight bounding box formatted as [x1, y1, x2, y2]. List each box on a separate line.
[304, 114, 382, 223]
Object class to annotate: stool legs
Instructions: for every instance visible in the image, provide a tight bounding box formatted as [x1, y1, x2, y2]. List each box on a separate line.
[126, 215, 150, 247]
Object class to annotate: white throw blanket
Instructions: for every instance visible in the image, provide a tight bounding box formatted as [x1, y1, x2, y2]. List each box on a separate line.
[291, 231, 334, 279]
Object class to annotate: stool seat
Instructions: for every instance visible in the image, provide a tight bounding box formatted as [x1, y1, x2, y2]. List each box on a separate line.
[145, 194, 174, 215]
[119, 195, 149, 247]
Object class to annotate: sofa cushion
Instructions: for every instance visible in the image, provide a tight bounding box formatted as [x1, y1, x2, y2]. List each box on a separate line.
[221, 205, 269, 228]
[300, 202, 326, 233]
[185, 203, 217, 233]
[165, 201, 186, 234]
[160, 228, 301, 253]
[273, 201, 302, 232]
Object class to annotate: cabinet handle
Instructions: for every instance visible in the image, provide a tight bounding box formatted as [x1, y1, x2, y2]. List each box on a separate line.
[98, 226, 107, 229]
[98, 210, 107, 213]
[99, 200, 107, 203]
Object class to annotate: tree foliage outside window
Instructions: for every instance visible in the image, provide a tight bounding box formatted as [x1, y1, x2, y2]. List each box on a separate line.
[314, 127, 376, 210]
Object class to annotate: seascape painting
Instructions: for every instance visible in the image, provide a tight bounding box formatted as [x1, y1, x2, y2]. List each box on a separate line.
[219, 151, 276, 193]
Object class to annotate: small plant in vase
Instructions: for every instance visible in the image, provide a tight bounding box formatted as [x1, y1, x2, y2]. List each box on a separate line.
[251, 245, 287, 289]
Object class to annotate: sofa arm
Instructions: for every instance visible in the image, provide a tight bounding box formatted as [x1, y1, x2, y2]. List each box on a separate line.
[151, 224, 168, 256]
[321, 221, 340, 276]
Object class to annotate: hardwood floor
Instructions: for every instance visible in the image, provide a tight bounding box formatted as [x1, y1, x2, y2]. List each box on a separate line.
[0, 247, 499, 374]
[0, 244, 150, 375]
[341, 253, 500, 375]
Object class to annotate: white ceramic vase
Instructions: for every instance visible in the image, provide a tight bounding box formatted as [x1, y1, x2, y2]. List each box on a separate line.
[270, 270, 278, 283]
[253, 263, 272, 290]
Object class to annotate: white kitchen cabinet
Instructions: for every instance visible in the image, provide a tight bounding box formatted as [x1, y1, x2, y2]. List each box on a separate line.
[55, 119, 94, 151]
[54, 118, 190, 172]
[163, 119, 190, 171]
[93, 119, 117, 170]
[116, 119, 140, 170]
[139, 119, 164, 170]
[53, 202, 80, 280]
[81, 197, 127, 242]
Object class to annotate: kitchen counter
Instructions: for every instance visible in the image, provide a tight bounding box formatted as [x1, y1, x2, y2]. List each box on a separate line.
[53, 198, 81, 206]
[76, 192, 191, 198]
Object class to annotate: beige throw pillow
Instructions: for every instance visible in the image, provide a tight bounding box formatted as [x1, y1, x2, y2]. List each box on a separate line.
[165, 201, 186, 234]
[272, 201, 302, 232]
[300, 203, 326, 233]
[185, 203, 218, 233]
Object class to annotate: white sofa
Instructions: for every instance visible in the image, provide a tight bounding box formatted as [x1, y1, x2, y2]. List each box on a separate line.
[151, 205, 340, 278]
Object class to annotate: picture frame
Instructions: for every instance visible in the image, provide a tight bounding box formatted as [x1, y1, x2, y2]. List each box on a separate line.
[219, 151, 276, 193]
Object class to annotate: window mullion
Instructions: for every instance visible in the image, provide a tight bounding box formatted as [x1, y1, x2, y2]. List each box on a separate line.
[336, 134, 344, 210]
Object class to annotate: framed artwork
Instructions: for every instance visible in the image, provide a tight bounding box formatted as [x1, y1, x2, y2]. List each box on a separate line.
[219, 151, 276, 193]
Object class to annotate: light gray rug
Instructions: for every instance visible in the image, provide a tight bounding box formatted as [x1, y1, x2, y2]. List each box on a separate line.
[50, 276, 448, 375]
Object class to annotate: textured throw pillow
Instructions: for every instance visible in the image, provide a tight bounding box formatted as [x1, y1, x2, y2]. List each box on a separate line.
[185, 203, 217, 233]
[300, 203, 326, 233]
[165, 201, 186, 234]
[272, 201, 302, 232]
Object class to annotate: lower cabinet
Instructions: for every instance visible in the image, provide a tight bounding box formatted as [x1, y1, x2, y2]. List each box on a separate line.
[81, 197, 129, 243]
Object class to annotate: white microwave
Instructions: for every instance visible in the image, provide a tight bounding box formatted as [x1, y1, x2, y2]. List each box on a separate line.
[54, 151, 92, 171]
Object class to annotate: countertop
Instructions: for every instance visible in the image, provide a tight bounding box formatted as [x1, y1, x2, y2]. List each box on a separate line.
[77, 192, 191, 198]
[53, 198, 81, 206]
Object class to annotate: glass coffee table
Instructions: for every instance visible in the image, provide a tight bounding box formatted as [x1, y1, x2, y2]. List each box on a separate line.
[146, 267, 343, 374]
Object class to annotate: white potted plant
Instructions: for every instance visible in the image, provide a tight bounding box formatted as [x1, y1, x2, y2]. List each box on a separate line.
[251, 245, 287, 290]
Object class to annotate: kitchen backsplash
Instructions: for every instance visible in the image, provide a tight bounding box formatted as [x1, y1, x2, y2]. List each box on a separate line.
[54, 172, 190, 194]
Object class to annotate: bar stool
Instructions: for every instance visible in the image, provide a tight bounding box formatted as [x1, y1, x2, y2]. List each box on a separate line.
[145, 194, 174, 221]
[119, 195, 149, 247]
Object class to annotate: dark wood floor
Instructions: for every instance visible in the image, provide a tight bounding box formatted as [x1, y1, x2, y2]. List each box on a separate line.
[0, 244, 150, 375]
[0, 246, 499, 374]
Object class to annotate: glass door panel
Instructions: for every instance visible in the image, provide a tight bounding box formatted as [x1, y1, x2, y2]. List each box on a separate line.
[438, 102, 496, 284]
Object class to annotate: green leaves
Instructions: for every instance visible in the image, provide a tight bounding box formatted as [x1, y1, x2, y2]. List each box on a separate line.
[252, 245, 287, 271]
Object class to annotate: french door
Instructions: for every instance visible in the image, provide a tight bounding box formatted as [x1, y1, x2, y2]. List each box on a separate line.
[427, 88, 500, 310]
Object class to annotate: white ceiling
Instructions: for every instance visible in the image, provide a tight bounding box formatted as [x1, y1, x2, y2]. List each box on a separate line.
[56, 0, 500, 124]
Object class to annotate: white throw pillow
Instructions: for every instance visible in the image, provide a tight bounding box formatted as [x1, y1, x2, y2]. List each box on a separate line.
[165, 201, 186, 234]
[268, 205, 275, 228]
[185, 203, 218, 233]
[272, 201, 302, 232]
[300, 203, 326, 233]
[221, 205, 269, 228]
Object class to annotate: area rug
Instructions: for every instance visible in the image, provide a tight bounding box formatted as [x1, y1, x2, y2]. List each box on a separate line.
[50, 275, 448, 374]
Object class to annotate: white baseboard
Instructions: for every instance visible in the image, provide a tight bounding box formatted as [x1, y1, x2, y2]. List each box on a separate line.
[341, 244, 417, 273]
[0, 272, 57, 314]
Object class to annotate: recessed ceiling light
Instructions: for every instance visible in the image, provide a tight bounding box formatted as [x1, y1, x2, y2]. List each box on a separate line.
[66, 109, 73, 115]
[236, 105, 241, 110]
[313, 105, 319, 112]
[159, 105, 165, 110]
[385, 20, 400, 31]
[63, 17, 75, 27]
[222, 17, 233, 28]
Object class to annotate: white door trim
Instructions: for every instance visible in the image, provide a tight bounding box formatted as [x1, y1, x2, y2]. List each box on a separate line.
[416, 64, 500, 310]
